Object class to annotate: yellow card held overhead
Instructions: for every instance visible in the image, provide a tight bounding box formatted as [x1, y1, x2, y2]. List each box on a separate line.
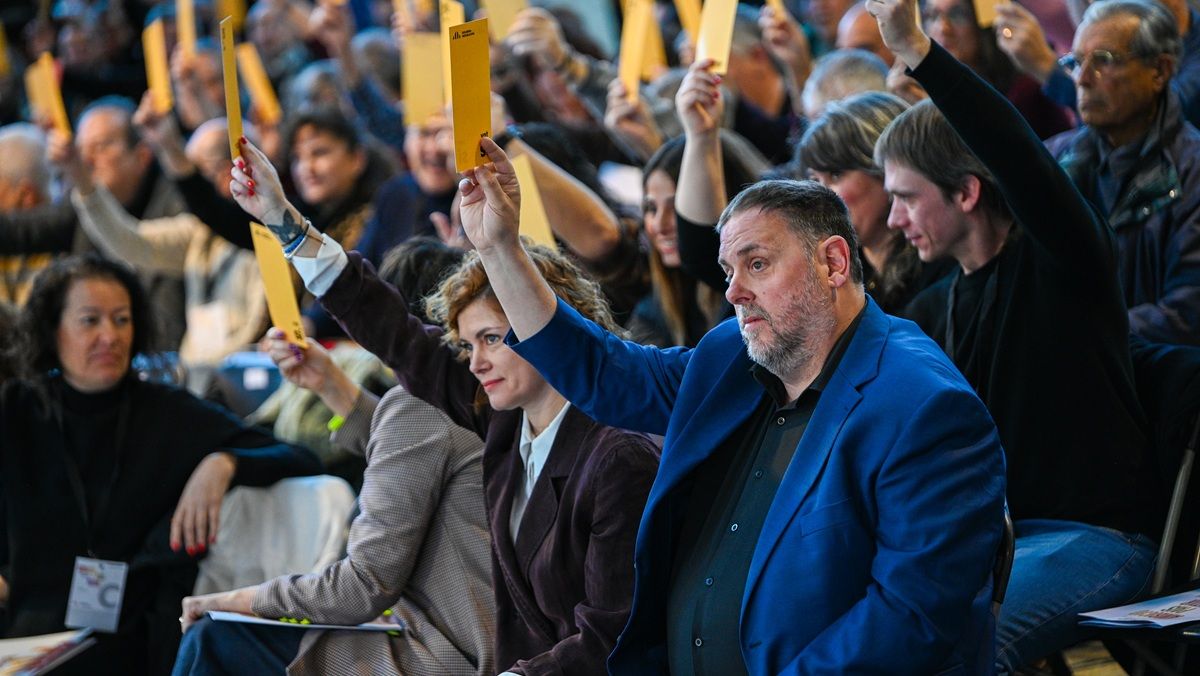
[448, 18, 491, 172]
[696, 0, 739, 75]
[618, 0, 652, 102]
[143, 19, 173, 114]
[177, 0, 197, 58]
[36, 53, 71, 139]
[510, 154, 557, 251]
[643, 18, 667, 81]
[766, 0, 787, 16]
[673, 0, 701, 43]
[216, 0, 248, 32]
[236, 43, 282, 126]
[480, 0, 525, 42]
[440, 0, 465, 108]
[249, 223, 307, 347]
[973, 0, 999, 27]
[219, 18, 244, 161]
[403, 32, 443, 126]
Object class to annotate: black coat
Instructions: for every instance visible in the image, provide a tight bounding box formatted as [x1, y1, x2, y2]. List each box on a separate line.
[0, 376, 321, 675]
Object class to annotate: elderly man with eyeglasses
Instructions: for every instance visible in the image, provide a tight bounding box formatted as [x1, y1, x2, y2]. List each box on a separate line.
[1045, 0, 1200, 345]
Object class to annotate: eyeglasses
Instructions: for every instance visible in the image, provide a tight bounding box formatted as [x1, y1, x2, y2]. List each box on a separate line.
[1058, 49, 1141, 76]
[922, 5, 973, 26]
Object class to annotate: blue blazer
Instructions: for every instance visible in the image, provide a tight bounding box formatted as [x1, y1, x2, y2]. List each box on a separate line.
[510, 298, 1007, 675]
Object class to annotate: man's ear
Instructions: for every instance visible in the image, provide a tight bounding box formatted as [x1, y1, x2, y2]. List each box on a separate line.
[955, 174, 983, 214]
[819, 235, 853, 289]
[1153, 54, 1175, 93]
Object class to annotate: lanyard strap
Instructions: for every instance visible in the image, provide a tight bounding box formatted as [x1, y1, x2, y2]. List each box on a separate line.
[54, 381, 133, 557]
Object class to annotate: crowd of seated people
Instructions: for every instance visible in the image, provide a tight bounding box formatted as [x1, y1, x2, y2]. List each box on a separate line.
[0, 0, 1197, 674]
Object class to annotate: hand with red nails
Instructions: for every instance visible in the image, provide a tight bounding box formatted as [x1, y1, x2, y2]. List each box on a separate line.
[457, 137, 522, 253]
[169, 452, 237, 556]
[179, 586, 256, 633]
[675, 58, 725, 138]
[229, 136, 292, 229]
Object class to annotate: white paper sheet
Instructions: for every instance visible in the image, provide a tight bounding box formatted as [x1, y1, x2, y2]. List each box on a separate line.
[1079, 590, 1200, 628]
[208, 610, 403, 632]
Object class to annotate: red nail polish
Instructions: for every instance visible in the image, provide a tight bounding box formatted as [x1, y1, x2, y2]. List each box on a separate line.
[171, 541, 180, 552]
[248, 189, 255, 197]
[247, 179, 255, 188]
[239, 135, 247, 144]
[186, 545, 196, 556]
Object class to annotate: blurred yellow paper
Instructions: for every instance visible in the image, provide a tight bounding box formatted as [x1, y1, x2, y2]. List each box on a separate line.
[249, 223, 307, 347]
[392, 0, 410, 24]
[236, 42, 282, 126]
[973, 0, 998, 27]
[511, 154, 557, 251]
[0, 22, 10, 79]
[403, 32, 443, 126]
[766, 0, 787, 15]
[697, 0, 738, 74]
[219, 18, 244, 161]
[618, 0, 652, 103]
[143, 19, 173, 114]
[674, 0, 701, 43]
[36, 53, 71, 139]
[440, 0, 465, 107]
[480, 0, 525, 42]
[449, 18, 491, 171]
[177, 0, 197, 58]
[216, 0, 247, 32]
[643, 20, 667, 81]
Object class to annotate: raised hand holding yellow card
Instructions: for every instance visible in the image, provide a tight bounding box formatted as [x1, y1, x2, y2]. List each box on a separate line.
[249, 223, 307, 347]
[177, 0, 197, 58]
[143, 19, 173, 114]
[440, 0, 465, 107]
[219, 18, 244, 161]
[510, 154, 557, 250]
[618, 0, 652, 103]
[481, 0, 525, 42]
[236, 43, 282, 126]
[403, 32, 443, 126]
[674, 0, 701, 43]
[448, 18, 491, 171]
[697, 0, 739, 74]
[37, 53, 71, 139]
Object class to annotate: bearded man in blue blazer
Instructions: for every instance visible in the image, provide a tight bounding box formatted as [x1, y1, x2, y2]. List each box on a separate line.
[455, 136, 1007, 674]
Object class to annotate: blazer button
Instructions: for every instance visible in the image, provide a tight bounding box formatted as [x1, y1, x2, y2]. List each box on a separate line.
[694, 638, 704, 647]
[776, 416, 786, 425]
[730, 523, 739, 532]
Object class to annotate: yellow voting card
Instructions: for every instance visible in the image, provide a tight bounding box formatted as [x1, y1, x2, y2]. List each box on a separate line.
[220, 18, 244, 161]
[403, 32, 443, 126]
[643, 18, 667, 81]
[511, 154, 557, 251]
[143, 19, 173, 114]
[440, 0, 465, 107]
[236, 43, 282, 126]
[177, 0, 196, 58]
[697, 0, 738, 75]
[216, 0, 247, 32]
[36, 53, 71, 139]
[392, 0, 410, 24]
[618, 0, 652, 102]
[766, 0, 787, 15]
[449, 18, 491, 172]
[24, 64, 45, 124]
[481, 0, 525, 41]
[674, 0, 701, 43]
[0, 22, 10, 79]
[973, 0, 998, 27]
[249, 222, 307, 347]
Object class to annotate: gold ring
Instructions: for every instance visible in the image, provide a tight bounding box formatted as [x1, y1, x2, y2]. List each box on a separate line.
[1001, 27, 1013, 39]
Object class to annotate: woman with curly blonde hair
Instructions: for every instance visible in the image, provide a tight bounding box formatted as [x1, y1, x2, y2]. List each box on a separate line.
[214, 138, 661, 676]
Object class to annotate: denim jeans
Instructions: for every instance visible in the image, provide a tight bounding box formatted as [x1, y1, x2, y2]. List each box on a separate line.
[172, 615, 303, 675]
[995, 518, 1156, 674]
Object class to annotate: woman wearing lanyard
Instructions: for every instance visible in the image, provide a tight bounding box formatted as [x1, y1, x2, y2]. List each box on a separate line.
[223, 137, 660, 675]
[0, 254, 321, 675]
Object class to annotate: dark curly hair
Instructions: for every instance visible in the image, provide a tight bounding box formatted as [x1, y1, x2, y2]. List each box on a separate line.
[19, 254, 155, 378]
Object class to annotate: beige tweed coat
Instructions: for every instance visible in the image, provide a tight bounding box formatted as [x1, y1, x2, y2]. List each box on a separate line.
[252, 386, 496, 675]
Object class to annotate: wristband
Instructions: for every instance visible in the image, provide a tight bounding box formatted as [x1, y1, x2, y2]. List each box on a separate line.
[327, 414, 345, 432]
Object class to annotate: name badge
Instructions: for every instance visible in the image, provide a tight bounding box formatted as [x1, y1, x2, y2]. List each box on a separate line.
[65, 557, 127, 633]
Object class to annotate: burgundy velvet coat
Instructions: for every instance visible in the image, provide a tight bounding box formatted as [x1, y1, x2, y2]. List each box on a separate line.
[320, 252, 661, 675]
